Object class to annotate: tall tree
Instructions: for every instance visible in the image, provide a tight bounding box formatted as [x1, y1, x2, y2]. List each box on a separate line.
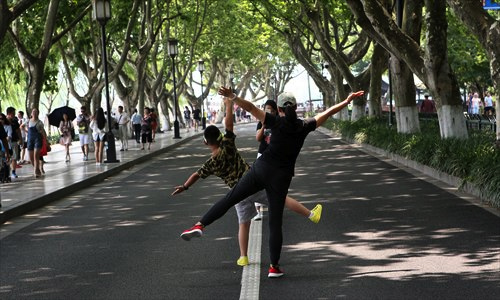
[0, 0, 38, 44]
[251, 0, 373, 120]
[346, 0, 468, 139]
[8, 0, 89, 112]
[391, 0, 422, 134]
[445, 0, 500, 143]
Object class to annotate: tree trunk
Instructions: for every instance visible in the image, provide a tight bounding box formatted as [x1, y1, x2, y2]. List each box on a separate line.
[368, 43, 387, 117]
[497, 97, 500, 145]
[446, 0, 500, 143]
[423, 0, 467, 138]
[23, 59, 45, 112]
[0, 0, 10, 44]
[391, 56, 420, 133]
[11, 0, 60, 112]
[160, 101, 170, 132]
[393, 0, 421, 133]
[346, 0, 467, 139]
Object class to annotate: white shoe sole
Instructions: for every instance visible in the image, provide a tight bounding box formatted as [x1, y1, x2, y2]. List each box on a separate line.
[180, 229, 202, 241]
[268, 272, 284, 278]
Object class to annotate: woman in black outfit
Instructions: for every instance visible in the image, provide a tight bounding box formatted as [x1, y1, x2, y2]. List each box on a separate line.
[181, 86, 364, 278]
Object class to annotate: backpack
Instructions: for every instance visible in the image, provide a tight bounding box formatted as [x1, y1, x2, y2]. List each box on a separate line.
[78, 115, 89, 133]
[10, 117, 20, 142]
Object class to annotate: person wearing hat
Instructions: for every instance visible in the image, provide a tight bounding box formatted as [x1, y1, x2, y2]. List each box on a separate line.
[173, 96, 321, 268]
[181, 86, 364, 278]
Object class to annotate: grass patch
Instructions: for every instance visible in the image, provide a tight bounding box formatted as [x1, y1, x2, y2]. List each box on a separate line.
[323, 117, 500, 208]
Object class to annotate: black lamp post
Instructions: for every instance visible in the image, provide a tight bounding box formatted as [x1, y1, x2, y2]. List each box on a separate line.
[168, 39, 181, 139]
[198, 59, 206, 129]
[93, 0, 118, 163]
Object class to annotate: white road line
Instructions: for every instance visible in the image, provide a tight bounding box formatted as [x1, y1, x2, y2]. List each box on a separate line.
[240, 218, 263, 300]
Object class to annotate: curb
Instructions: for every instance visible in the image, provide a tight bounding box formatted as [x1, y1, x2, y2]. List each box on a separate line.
[0, 133, 201, 224]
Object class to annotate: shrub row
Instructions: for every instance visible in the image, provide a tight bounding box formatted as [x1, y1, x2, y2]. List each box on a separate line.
[323, 117, 500, 208]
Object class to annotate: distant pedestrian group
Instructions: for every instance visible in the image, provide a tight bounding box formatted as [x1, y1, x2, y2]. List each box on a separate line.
[0, 103, 166, 183]
[466, 91, 496, 116]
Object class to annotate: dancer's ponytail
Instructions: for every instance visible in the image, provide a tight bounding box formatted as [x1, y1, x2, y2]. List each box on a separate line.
[284, 105, 297, 123]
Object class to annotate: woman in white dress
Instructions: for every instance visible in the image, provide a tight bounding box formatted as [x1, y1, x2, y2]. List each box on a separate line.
[59, 113, 73, 162]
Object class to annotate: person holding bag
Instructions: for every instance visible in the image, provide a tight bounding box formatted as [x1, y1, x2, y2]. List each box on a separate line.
[27, 108, 47, 178]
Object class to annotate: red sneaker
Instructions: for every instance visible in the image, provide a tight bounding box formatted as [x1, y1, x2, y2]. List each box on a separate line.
[268, 264, 284, 278]
[180, 224, 204, 241]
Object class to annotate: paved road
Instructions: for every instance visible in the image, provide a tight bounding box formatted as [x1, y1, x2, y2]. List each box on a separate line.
[1, 123, 499, 299]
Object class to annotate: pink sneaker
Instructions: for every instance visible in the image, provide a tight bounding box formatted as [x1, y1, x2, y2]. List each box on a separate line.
[180, 224, 204, 241]
[268, 264, 284, 278]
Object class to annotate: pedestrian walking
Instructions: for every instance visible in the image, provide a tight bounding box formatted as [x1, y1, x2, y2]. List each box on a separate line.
[150, 108, 158, 142]
[0, 113, 13, 178]
[141, 107, 153, 150]
[471, 93, 481, 115]
[59, 113, 73, 162]
[484, 91, 495, 116]
[184, 106, 191, 132]
[5, 107, 21, 178]
[27, 108, 47, 178]
[17, 111, 28, 164]
[192, 107, 201, 131]
[173, 96, 321, 267]
[90, 107, 107, 165]
[115, 106, 130, 151]
[181, 86, 364, 278]
[0, 124, 10, 183]
[131, 108, 142, 144]
[420, 95, 435, 113]
[76, 106, 91, 161]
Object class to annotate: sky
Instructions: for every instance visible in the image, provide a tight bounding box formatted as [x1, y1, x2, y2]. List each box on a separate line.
[284, 65, 322, 103]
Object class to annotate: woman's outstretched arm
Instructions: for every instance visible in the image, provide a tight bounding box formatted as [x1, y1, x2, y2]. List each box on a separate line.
[314, 91, 364, 128]
[218, 87, 266, 123]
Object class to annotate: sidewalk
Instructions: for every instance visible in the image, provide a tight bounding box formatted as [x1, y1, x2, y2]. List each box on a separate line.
[0, 128, 203, 224]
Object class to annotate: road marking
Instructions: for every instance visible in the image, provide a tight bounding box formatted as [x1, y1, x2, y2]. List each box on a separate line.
[240, 217, 263, 300]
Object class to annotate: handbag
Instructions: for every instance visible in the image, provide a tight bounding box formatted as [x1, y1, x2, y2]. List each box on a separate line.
[40, 138, 48, 156]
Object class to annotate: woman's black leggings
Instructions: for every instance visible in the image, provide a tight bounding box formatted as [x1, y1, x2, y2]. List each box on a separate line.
[200, 159, 292, 265]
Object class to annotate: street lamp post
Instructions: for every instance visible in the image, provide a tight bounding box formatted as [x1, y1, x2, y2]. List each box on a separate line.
[198, 60, 206, 129]
[168, 39, 181, 139]
[93, 0, 118, 163]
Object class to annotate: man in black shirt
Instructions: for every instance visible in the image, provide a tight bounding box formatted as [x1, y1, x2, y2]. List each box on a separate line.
[6, 107, 21, 177]
[182, 87, 364, 278]
[192, 107, 201, 131]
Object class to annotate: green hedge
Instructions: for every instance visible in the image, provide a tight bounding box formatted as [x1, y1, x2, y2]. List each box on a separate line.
[323, 117, 500, 208]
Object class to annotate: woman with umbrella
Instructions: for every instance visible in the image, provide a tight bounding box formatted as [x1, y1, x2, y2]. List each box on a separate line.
[59, 113, 74, 162]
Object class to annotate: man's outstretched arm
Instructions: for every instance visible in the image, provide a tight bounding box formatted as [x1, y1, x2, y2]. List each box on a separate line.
[219, 87, 265, 123]
[314, 91, 364, 128]
[223, 97, 234, 132]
